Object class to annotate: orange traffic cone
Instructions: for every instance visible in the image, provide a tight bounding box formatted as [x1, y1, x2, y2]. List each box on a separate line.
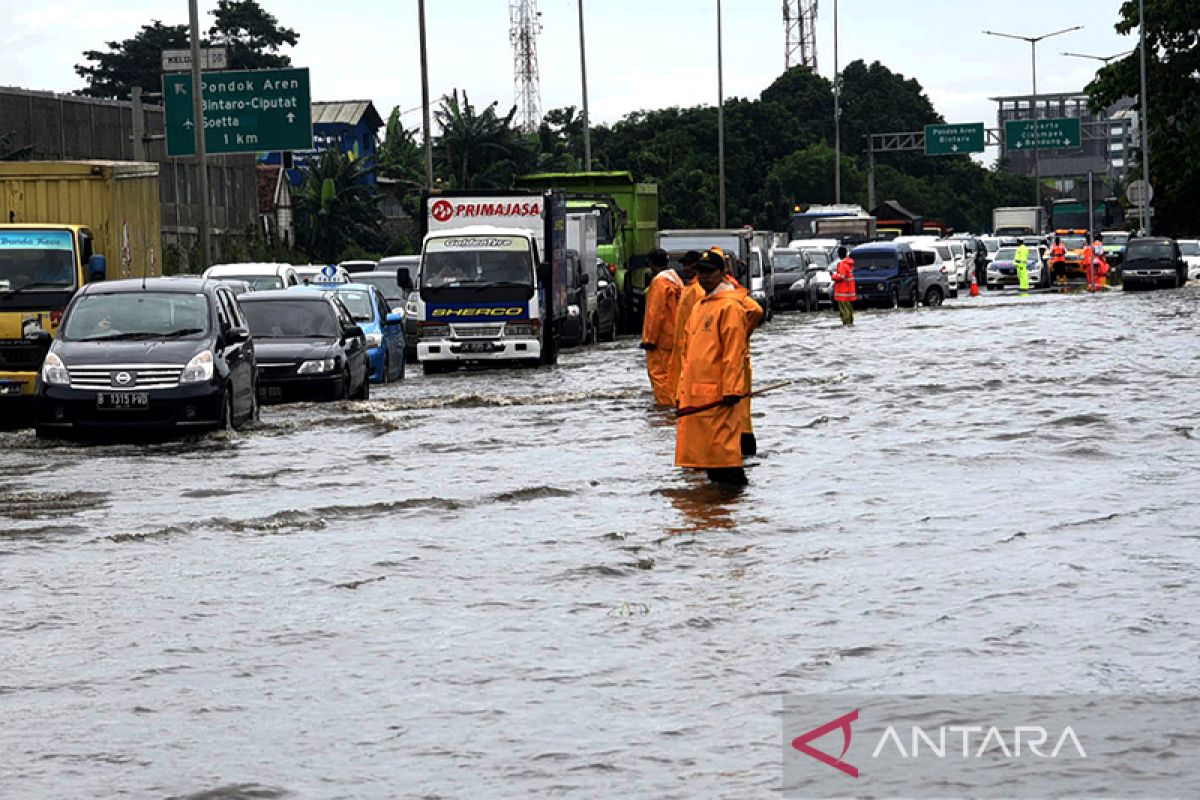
[969, 271, 980, 297]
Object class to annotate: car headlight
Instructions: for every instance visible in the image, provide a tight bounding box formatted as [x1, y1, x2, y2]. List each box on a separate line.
[404, 296, 419, 316]
[365, 332, 383, 348]
[180, 350, 214, 384]
[297, 358, 338, 374]
[419, 324, 450, 339]
[567, 304, 581, 317]
[506, 321, 540, 337]
[41, 352, 69, 386]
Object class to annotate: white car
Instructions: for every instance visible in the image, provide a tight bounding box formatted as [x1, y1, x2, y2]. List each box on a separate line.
[795, 244, 836, 307]
[909, 244, 951, 306]
[1178, 240, 1200, 281]
[202, 262, 301, 291]
[943, 239, 969, 289]
[895, 236, 958, 297]
[295, 265, 351, 285]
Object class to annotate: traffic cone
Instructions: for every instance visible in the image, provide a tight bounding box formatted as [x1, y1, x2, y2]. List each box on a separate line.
[969, 271, 980, 297]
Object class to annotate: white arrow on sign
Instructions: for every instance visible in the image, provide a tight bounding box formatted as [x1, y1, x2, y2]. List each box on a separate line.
[286, 112, 295, 123]
[1063, 139, 1073, 145]
[951, 144, 959, 152]
[183, 119, 194, 129]
[174, 83, 188, 96]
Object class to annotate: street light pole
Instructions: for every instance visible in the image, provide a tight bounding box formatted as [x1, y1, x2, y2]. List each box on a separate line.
[833, 0, 841, 204]
[188, 0, 211, 272]
[418, 0, 434, 190]
[984, 26, 1082, 214]
[716, 0, 726, 227]
[1138, 0, 1151, 235]
[577, 0, 592, 171]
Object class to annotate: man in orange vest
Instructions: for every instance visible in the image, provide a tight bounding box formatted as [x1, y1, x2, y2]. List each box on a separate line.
[640, 248, 683, 405]
[831, 246, 857, 326]
[675, 251, 754, 486]
[1082, 238, 1096, 292]
[1049, 236, 1067, 284]
[1092, 233, 1108, 288]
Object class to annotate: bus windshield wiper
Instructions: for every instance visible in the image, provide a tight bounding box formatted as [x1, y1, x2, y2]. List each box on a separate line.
[0, 281, 73, 298]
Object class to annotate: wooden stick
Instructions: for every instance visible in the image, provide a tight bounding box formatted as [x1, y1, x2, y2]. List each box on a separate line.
[675, 380, 793, 418]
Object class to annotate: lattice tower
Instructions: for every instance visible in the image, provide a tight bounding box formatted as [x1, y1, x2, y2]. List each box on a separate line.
[510, 0, 543, 134]
[783, 0, 818, 70]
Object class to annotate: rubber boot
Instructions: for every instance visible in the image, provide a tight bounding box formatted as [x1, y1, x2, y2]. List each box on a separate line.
[706, 467, 748, 486]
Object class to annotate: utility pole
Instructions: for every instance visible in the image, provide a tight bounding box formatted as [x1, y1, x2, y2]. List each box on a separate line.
[577, 0, 592, 170]
[188, 0, 211, 272]
[984, 26, 1082, 213]
[418, 0, 434, 189]
[1138, 0, 1151, 235]
[833, 0, 841, 203]
[717, 0, 726, 227]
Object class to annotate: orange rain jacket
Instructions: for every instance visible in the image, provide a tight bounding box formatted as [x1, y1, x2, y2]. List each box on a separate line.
[832, 257, 857, 302]
[729, 285, 764, 435]
[675, 283, 753, 469]
[669, 279, 704, 401]
[642, 269, 684, 405]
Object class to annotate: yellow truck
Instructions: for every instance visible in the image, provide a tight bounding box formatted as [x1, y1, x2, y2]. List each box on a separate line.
[0, 161, 161, 398]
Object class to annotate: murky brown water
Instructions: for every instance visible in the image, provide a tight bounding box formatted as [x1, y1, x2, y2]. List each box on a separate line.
[2, 286, 1199, 798]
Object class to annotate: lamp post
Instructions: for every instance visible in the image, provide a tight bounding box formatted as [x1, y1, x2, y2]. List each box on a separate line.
[833, 0, 840, 204]
[1137, 0, 1151, 235]
[1061, 50, 1132, 65]
[577, 0, 592, 171]
[984, 26, 1082, 211]
[716, 0, 726, 227]
[418, 0, 434, 190]
[187, 0, 211, 271]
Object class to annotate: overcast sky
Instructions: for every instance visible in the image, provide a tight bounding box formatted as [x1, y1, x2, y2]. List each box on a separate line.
[2, 0, 1133, 159]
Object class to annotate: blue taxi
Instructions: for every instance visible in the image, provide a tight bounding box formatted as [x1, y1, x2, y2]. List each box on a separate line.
[297, 282, 405, 383]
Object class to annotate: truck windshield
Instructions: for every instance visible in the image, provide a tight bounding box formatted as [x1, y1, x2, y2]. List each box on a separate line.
[0, 230, 77, 292]
[422, 247, 533, 288]
[62, 292, 210, 341]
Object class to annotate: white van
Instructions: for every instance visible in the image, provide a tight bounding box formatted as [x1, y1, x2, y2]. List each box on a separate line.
[203, 262, 300, 291]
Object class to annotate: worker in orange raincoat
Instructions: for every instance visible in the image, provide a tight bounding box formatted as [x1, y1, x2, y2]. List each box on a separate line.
[640, 248, 683, 405]
[832, 246, 857, 325]
[1049, 236, 1067, 284]
[1092, 234, 1109, 288]
[723, 257, 764, 456]
[667, 251, 703, 399]
[675, 251, 754, 486]
[1082, 238, 1097, 292]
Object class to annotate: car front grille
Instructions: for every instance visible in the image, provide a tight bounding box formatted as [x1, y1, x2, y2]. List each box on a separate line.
[452, 325, 504, 339]
[68, 364, 184, 390]
[258, 362, 299, 377]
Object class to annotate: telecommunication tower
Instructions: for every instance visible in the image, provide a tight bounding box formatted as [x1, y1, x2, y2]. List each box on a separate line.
[510, 0, 543, 133]
[783, 0, 818, 70]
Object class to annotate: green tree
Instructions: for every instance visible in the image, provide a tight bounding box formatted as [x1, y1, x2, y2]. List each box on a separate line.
[207, 0, 299, 71]
[294, 149, 383, 264]
[1087, 0, 1199, 234]
[434, 90, 527, 188]
[75, 2, 298, 100]
[378, 107, 426, 188]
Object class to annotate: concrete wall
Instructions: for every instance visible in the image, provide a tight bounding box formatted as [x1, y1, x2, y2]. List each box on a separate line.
[0, 86, 258, 271]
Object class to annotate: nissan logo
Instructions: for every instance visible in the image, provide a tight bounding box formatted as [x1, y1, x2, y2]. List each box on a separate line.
[113, 371, 135, 387]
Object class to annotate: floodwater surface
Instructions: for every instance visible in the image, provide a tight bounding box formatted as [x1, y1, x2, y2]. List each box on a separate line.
[2, 286, 1199, 798]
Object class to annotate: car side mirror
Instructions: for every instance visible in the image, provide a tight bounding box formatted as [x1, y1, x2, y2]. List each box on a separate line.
[88, 254, 107, 283]
[229, 326, 251, 344]
[344, 325, 364, 339]
[385, 312, 403, 325]
[397, 270, 414, 291]
[597, 279, 609, 288]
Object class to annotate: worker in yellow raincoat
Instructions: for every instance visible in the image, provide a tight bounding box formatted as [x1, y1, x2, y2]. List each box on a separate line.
[667, 251, 703, 400]
[675, 251, 754, 486]
[640, 248, 682, 405]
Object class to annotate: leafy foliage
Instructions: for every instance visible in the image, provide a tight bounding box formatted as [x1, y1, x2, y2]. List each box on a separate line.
[293, 149, 384, 264]
[75, 2, 297, 100]
[1087, 0, 1199, 234]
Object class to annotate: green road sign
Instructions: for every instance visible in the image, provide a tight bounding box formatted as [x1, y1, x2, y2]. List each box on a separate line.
[1004, 118, 1082, 151]
[924, 123, 985, 156]
[164, 67, 312, 156]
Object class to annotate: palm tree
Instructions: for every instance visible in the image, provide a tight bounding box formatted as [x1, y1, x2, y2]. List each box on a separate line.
[434, 90, 524, 188]
[293, 148, 383, 263]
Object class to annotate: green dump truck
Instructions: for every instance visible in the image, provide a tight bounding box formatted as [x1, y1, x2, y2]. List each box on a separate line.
[514, 171, 657, 333]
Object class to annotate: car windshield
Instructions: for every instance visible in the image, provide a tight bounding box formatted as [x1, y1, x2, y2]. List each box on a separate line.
[984, 240, 1000, 253]
[800, 250, 830, 268]
[1178, 242, 1199, 256]
[356, 273, 404, 301]
[219, 274, 283, 291]
[774, 254, 806, 271]
[934, 245, 952, 259]
[1105, 233, 1130, 246]
[422, 238, 533, 288]
[853, 253, 896, 270]
[996, 248, 1017, 260]
[63, 292, 210, 341]
[0, 230, 78, 292]
[1127, 243, 1176, 260]
[335, 290, 375, 322]
[1060, 236, 1087, 249]
[242, 300, 338, 338]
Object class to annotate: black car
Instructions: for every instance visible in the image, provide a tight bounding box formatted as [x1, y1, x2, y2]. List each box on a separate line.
[35, 278, 257, 437]
[771, 248, 820, 311]
[591, 258, 619, 342]
[847, 242, 920, 309]
[561, 250, 591, 347]
[238, 290, 370, 403]
[1121, 237, 1187, 291]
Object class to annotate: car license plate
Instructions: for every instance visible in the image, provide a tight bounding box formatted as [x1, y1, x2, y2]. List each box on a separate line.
[0, 382, 23, 396]
[97, 392, 149, 410]
[459, 341, 496, 353]
[259, 385, 283, 399]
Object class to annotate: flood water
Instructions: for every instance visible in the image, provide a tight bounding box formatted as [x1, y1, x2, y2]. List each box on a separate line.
[3, 286, 1199, 798]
